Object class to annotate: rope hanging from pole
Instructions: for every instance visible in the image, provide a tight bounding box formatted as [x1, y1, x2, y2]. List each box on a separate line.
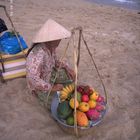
[81, 33, 108, 104]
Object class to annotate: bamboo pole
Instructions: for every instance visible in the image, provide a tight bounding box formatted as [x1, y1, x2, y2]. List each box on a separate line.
[77, 27, 82, 66]
[72, 31, 79, 137]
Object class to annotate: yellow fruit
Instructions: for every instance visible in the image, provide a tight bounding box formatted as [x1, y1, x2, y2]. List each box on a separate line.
[90, 91, 99, 101]
[63, 87, 69, 93]
[78, 102, 89, 112]
[76, 110, 89, 127]
[60, 90, 67, 96]
[60, 90, 67, 101]
[88, 100, 97, 108]
[68, 84, 73, 92]
[69, 98, 79, 109]
[60, 84, 75, 101]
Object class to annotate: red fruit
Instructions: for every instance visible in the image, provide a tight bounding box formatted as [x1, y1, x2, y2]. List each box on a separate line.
[83, 92, 89, 95]
[77, 86, 84, 94]
[96, 96, 105, 103]
[89, 88, 94, 94]
[86, 109, 101, 120]
[83, 86, 92, 95]
[95, 104, 105, 112]
[82, 95, 89, 102]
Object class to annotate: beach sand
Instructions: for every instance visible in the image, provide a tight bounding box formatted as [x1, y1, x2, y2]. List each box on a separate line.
[0, 0, 140, 139]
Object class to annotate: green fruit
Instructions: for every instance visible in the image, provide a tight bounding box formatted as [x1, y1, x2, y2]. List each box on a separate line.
[66, 116, 74, 125]
[77, 92, 82, 102]
[57, 101, 73, 119]
[71, 92, 82, 102]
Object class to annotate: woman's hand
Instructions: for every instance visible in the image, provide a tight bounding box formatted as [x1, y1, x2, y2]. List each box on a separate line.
[52, 84, 64, 91]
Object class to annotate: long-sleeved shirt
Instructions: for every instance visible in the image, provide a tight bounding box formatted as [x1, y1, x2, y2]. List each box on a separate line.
[26, 43, 67, 92]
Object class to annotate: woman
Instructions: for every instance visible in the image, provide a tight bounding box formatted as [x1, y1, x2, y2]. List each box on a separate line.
[26, 19, 75, 108]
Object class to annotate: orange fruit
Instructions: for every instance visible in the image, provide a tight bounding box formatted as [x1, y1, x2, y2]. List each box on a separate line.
[76, 110, 89, 127]
[78, 102, 89, 112]
[88, 100, 97, 108]
[90, 91, 99, 101]
[69, 98, 79, 109]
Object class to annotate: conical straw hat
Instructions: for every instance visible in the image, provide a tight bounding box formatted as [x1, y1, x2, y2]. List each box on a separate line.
[32, 19, 71, 43]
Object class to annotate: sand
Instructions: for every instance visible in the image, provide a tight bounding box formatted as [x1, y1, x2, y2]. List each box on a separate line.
[0, 0, 140, 140]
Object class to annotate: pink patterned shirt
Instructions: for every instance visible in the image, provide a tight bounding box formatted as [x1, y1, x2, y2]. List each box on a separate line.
[26, 43, 65, 92]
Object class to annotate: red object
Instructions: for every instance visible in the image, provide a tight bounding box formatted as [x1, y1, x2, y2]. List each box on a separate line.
[86, 109, 101, 120]
[81, 95, 89, 102]
[77, 86, 84, 94]
[83, 86, 92, 95]
[89, 88, 93, 94]
[83, 92, 89, 95]
[95, 104, 105, 112]
[96, 96, 105, 103]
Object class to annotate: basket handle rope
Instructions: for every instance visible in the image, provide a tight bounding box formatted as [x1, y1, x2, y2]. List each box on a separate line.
[81, 32, 108, 104]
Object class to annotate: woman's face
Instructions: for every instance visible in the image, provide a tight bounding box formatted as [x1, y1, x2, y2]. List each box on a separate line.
[45, 40, 61, 49]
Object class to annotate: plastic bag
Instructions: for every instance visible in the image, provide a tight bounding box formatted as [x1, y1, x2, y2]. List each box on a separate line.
[0, 31, 28, 54]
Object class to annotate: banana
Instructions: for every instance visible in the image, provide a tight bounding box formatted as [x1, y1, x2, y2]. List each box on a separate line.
[68, 85, 73, 92]
[62, 87, 69, 93]
[60, 94, 66, 98]
[65, 86, 71, 93]
[60, 98, 65, 102]
[60, 90, 68, 100]
[60, 90, 67, 96]
[68, 84, 74, 92]
[60, 96, 67, 99]
[60, 96, 66, 100]
[59, 83, 75, 101]
[60, 94, 67, 99]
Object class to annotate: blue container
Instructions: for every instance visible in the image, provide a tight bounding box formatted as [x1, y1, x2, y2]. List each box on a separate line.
[0, 31, 28, 54]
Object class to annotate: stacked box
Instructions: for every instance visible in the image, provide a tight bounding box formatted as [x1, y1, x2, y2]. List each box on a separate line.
[0, 49, 28, 80]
